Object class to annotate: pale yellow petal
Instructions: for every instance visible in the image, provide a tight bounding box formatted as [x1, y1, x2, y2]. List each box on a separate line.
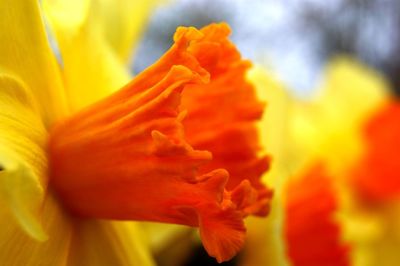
[239, 66, 292, 266]
[0, 74, 48, 240]
[321, 57, 390, 121]
[44, 0, 132, 111]
[363, 204, 400, 266]
[67, 220, 155, 266]
[0, 0, 68, 126]
[290, 56, 391, 175]
[250, 65, 293, 171]
[143, 223, 196, 266]
[93, 0, 160, 63]
[0, 192, 73, 266]
[339, 192, 400, 266]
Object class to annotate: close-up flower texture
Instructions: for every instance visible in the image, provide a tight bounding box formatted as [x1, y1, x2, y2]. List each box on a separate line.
[1, 0, 400, 266]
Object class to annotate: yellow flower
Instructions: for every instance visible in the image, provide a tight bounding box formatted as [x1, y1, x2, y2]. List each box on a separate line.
[287, 57, 400, 266]
[1, 0, 271, 264]
[239, 57, 394, 266]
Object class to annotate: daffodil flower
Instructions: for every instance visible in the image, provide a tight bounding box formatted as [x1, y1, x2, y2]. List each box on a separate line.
[0, 0, 271, 264]
[239, 57, 394, 266]
[345, 99, 400, 266]
[283, 58, 400, 266]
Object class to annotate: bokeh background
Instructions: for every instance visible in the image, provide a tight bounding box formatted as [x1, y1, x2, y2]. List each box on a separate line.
[133, 0, 400, 97]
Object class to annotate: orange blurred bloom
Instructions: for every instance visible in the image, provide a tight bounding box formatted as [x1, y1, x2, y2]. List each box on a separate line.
[284, 165, 350, 266]
[352, 101, 400, 202]
[49, 23, 271, 262]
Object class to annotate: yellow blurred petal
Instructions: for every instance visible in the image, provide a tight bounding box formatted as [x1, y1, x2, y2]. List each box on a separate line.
[44, 0, 132, 111]
[0, 192, 73, 266]
[67, 220, 155, 266]
[366, 205, 400, 266]
[321, 57, 390, 120]
[42, 0, 91, 31]
[250, 65, 293, 172]
[340, 195, 400, 266]
[0, 0, 68, 126]
[242, 215, 290, 266]
[143, 223, 195, 266]
[290, 56, 391, 175]
[0, 74, 48, 240]
[240, 66, 291, 266]
[93, 0, 160, 62]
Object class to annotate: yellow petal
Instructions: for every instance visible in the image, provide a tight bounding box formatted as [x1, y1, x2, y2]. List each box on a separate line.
[67, 220, 155, 266]
[321, 57, 390, 119]
[93, 0, 160, 63]
[143, 223, 196, 265]
[290, 56, 391, 175]
[240, 66, 291, 266]
[363, 204, 400, 266]
[339, 192, 400, 266]
[249, 65, 293, 170]
[44, 0, 132, 111]
[0, 0, 68, 126]
[0, 74, 48, 240]
[0, 192, 73, 266]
